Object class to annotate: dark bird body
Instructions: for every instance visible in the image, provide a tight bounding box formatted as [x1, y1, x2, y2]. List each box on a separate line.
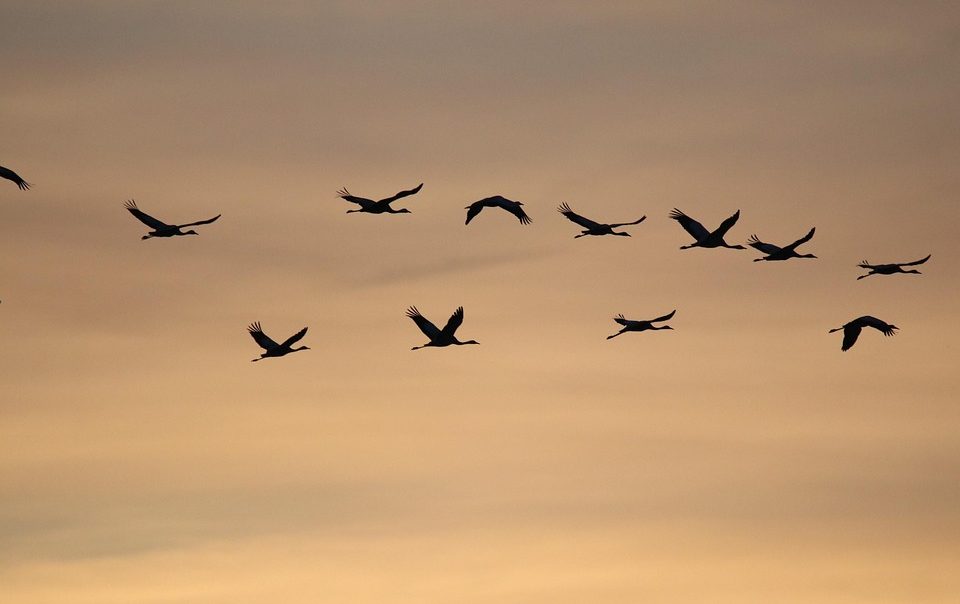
[247, 322, 310, 361]
[124, 200, 220, 239]
[406, 306, 479, 350]
[336, 183, 423, 214]
[669, 208, 745, 250]
[0, 165, 30, 190]
[857, 255, 931, 280]
[465, 196, 531, 225]
[748, 227, 817, 261]
[607, 310, 676, 339]
[557, 202, 645, 238]
[829, 316, 898, 351]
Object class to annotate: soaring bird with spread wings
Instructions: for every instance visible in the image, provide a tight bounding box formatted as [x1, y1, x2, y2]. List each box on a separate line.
[606, 310, 676, 340]
[406, 306, 479, 350]
[669, 208, 745, 250]
[829, 316, 898, 351]
[748, 227, 817, 262]
[464, 196, 531, 225]
[336, 183, 424, 214]
[124, 200, 220, 239]
[247, 322, 310, 361]
[1, 165, 30, 190]
[557, 203, 646, 238]
[857, 254, 931, 280]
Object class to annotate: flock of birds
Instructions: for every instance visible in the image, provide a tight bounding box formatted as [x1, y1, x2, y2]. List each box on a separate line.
[2, 164, 932, 357]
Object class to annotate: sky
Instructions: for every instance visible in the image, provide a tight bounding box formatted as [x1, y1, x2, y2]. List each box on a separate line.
[1, 1, 959, 602]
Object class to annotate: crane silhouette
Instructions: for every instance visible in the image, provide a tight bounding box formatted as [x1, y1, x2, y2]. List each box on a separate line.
[0, 165, 30, 190]
[406, 306, 479, 350]
[465, 196, 531, 225]
[669, 208, 745, 250]
[829, 316, 898, 351]
[857, 254, 931, 280]
[247, 322, 310, 361]
[557, 202, 645, 238]
[606, 310, 676, 340]
[748, 227, 817, 261]
[124, 200, 220, 239]
[336, 183, 424, 214]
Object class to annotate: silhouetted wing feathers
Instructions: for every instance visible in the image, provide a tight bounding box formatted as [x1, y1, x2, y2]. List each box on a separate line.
[247, 322, 280, 351]
[858, 316, 897, 336]
[900, 254, 931, 267]
[669, 209, 710, 240]
[124, 200, 171, 229]
[609, 216, 646, 228]
[747, 235, 781, 255]
[178, 214, 221, 228]
[280, 327, 308, 348]
[785, 227, 816, 251]
[380, 183, 424, 204]
[336, 188, 374, 206]
[714, 210, 741, 237]
[841, 325, 862, 351]
[613, 314, 630, 326]
[441, 306, 464, 337]
[406, 307, 442, 339]
[652, 309, 676, 323]
[0, 165, 30, 190]
[558, 203, 602, 229]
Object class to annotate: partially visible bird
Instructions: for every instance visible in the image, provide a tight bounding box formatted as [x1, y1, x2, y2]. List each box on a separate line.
[247, 322, 310, 361]
[0, 165, 30, 190]
[124, 200, 220, 239]
[465, 196, 531, 225]
[406, 306, 479, 350]
[829, 316, 898, 351]
[669, 208, 745, 250]
[557, 202, 646, 238]
[857, 254, 931, 280]
[607, 310, 676, 340]
[336, 183, 424, 214]
[748, 227, 817, 262]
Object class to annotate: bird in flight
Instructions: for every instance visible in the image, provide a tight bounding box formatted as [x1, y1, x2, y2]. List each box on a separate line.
[124, 200, 221, 239]
[557, 203, 646, 238]
[669, 208, 745, 250]
[1, 165, 30, 190]
[336, 183, 424, 214]
[247, 322, 310, 361]
[748, 227, 817, 262]
[406, 306, 479, 350]
[465, 196, 531, 225]
[829, 316, 898, 351]
[606, 310, 676, 340]
[857, 254, 931, 280]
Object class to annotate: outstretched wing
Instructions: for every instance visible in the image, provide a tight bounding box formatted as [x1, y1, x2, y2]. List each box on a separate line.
[651, 309, 676, 323]
[124, 200, 170, 229]
[747, 235, 782, 255]
[336, 188, 375, 207]
[464, 201, 484, 225]
[858, 316, 898, 337]
[379, 182, 424, 204]
[247, 322, 279, 351]
[841, 324, 862, 352]
[714, 209, 741, 238]
[857, 260, 879, 269]
[178, 214, 221, 228]
[613, 314, 630, 326]
[609, 215, 646, 228]
[784, 227, 816, 251]
[669, 208, 710, 241]
[280, 326, 308, 348]
[0, 165, 30, 190]
[557, 203, 602, 229]
[441, 306, 465, 337]
[493, 197, 532, 225]
[899, 254, 931, 267]
[406, 306, 442, 340]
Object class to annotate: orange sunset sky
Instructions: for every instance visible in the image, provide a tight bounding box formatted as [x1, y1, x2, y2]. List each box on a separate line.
[1, 2, 959, 602]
